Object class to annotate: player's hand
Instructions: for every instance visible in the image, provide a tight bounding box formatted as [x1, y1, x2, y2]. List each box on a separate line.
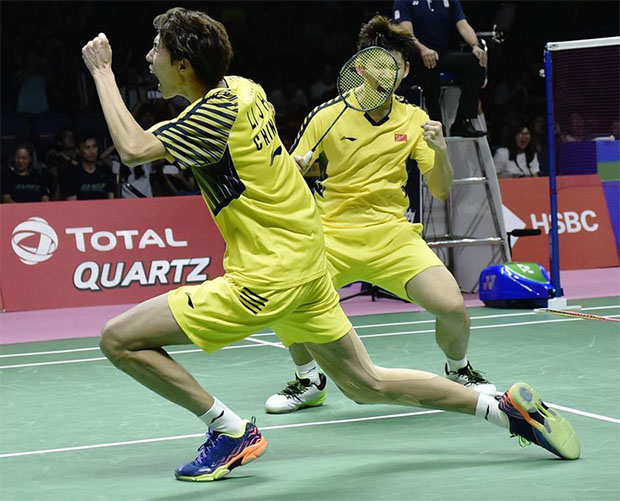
[421, 121, 447, 151]
[420, 46, 439, 69]
[82, 33, 112, 76]
[472, 45, 487, 67]
[293, 155, 308, 173]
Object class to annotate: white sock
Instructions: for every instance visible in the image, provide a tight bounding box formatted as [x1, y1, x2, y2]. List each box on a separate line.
[446, 356, 468, 372]
[475, 394, 509, 429]
[295, 360, 320, 384]
[198, 398, 245, 435]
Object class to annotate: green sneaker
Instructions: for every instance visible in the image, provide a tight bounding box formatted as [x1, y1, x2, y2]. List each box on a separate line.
[498, 382, 580, 460]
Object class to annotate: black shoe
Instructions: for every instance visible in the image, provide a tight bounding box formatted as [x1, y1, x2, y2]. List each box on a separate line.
[450, 119, 487, 138]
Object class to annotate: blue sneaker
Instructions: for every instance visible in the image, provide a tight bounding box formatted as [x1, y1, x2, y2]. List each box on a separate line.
[175, 419, 268, 481]
[498, 382, 580, 460]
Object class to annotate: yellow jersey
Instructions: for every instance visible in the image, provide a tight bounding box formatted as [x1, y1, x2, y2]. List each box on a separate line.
[291, 94, 435, 227]
[150, 76, 326, 288]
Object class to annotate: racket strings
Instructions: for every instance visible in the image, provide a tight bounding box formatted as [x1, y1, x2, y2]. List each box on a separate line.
[337, 47, 398, 112]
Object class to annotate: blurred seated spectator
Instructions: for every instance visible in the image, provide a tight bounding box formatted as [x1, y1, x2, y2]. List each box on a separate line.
[151, 164, 199, 197]
[16, 50, 49, 114]
[61, 132, 115, 200]
[309, 65, 336, 106]
[529, 115, 548, 176]
[44, 127, 79, 200]
[102, 144, 154, 198]
[269, 75, 309, 117]
[611, 119, 620, 140]
[561, 112, 586, 142]
[492, 67, 529, 147]
[493, 123, 540, 178]
[1, 143, 50, 202]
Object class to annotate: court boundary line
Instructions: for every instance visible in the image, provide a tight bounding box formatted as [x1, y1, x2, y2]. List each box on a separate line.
[3, 304, 618, 359]
[1, 402, 618, 459]
[2, 313, 619, 370]
[0, 410, 443, 458]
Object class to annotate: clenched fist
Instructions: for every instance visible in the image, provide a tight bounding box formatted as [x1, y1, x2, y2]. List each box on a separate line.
[421, 120, 447, 152]
[82, 33, 112, 75]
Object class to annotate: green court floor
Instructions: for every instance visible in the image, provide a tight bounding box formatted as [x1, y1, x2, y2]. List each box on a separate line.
[1, 297, 619, 501]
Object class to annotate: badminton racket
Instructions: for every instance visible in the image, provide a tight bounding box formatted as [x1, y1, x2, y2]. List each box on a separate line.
[533, 308, 620, 322]
[302, 46, 399, 165]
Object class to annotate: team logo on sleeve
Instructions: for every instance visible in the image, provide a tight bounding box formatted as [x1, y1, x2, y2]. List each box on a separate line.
[394, 133, 408, 142]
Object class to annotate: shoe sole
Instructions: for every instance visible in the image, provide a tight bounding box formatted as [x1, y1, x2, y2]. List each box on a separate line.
[175, 436, 269, 482]
[506, 382, 580, 460]
[265, 391, 327, 414]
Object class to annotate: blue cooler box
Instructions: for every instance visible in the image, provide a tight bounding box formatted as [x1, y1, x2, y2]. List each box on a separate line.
[479, 262, 553, 308]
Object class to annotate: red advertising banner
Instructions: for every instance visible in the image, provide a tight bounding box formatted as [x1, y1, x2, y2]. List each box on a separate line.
[0, 196, 226, 312]
[499, 175, 619, 270]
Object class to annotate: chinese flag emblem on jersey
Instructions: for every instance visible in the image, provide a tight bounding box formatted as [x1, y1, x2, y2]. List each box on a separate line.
[394, 134, 407, 142]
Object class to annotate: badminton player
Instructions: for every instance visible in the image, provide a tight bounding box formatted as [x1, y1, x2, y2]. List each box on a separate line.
[82, 7, 580, 482]
[266, 15, 495, 414]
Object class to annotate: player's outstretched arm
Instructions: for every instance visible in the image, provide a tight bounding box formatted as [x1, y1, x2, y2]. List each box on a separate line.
[82, 33, 167, 167]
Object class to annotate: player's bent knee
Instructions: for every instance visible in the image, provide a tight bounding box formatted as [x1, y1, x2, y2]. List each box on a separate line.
[99, 318, 129, 362]
[436, 295, 466, 318]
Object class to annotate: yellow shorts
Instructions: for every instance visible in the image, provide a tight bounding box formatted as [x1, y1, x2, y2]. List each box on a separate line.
[167, 271, 352, 353]
[325, 220, 445, 300]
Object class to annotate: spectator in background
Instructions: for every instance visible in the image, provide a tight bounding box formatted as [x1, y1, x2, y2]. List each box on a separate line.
[309, 65, 336, 106]
[151, 163, 199, 197]
[561, 112, 586, 142]
[529, 115, 548, 176]
[611, 119, 620, 140]
[493, 123, 540, 178]
[15, 50, 49, 114]
[1, 143, 50, 202]
[44, 127, 79, 200]
[491, 66, 529, 147]
[62, 132, 116, 200]
[393, 0, 487, 137]
[269, 75, 309, 117]
[101, 102, 159, 198]
[102, 144, 154, 198]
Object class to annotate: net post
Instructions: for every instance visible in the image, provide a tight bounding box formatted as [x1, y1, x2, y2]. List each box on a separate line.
[544, 45, 564, 299]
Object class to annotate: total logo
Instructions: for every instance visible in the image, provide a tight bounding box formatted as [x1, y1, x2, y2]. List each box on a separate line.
[10, 218, 212, 291]
[11, 217, 59, 265]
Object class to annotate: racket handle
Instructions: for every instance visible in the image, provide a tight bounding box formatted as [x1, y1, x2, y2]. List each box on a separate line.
[302, 149, 314, 166]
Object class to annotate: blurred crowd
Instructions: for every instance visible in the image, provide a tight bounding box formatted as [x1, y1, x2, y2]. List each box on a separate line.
[2, 1, 618, 202]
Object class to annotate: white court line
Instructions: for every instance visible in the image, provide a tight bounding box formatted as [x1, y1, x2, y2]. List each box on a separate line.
[2, 314, 619, 370]
[0, 343, 269, 370]
[0, 410, 442, 458]
[246, 336, 286, 349]
[1, 402, 618, 459]
[358, 314, 620, 340]
[548, 403, 620, 424]
[2, 304, 618, 360]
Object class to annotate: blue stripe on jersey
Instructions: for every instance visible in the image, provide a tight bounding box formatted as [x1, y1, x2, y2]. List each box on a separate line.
[192, 147, 245, 216]
[183, 116, 229, 143]
[207, 107, 237, 122]
[152, 93, 239, 169]
[172, 119, 228, 147]
[193, 109, 234, 130]
[290, 95, 344, 153]
[162, 127, 221, 163]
